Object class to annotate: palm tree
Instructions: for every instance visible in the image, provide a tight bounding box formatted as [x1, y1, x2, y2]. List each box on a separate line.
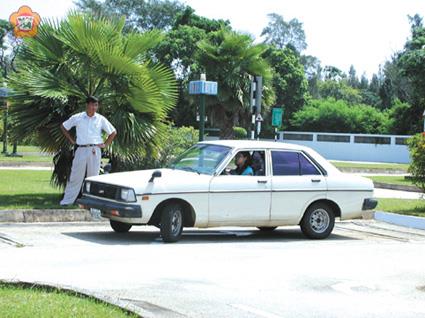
[196, 29, 274, 138]
[8, 13, 177, 187]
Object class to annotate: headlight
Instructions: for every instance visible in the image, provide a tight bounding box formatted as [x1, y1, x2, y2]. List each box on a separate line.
[85, 181, 91, 193]
[120, 188, 136, 202]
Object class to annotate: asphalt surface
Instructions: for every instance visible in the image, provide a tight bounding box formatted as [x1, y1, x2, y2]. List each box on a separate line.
[0, 221, 425, 318]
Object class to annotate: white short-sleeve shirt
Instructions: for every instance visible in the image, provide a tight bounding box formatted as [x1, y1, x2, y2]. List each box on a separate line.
[62, 112, 116, 145]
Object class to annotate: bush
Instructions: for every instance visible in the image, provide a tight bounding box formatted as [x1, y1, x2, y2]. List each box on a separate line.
[407, 133, 425, 191]
[233, 126, 247, 139]
[290, 98, 390, 134]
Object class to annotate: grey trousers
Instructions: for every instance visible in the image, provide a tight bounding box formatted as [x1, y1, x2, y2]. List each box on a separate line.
[60, 146, 101, 205]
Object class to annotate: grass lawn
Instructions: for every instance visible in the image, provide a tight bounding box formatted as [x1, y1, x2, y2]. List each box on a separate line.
[377, 198, 425, 217]
[1, 145, 52, 163]
[331, 161, 409, 171]
[368, 176, 417, 187]
[0, 170, 75, 209]
[0, 284, 136, 318]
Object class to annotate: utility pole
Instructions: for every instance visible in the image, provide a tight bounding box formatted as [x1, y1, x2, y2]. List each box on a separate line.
[189, 74, 218, 141]
[249, 76, 263, 140]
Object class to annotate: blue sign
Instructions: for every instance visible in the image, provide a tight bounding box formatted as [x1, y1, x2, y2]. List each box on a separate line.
[189, 81, 218, 95]
[0, 87, 9, 98]
[272, 107, 283, 127]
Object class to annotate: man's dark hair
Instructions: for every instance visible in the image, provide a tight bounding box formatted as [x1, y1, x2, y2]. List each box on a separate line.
[86, 96, 99, 104]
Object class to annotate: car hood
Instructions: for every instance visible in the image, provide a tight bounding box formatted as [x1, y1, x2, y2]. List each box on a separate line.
[85, 168, 212, 194]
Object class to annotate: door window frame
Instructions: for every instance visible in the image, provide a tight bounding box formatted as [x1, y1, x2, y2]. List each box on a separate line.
[269, 149, 324, 177]
[215, 148, 270, 177]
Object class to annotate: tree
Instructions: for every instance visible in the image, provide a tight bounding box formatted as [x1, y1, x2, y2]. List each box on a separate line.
[196, 29, 274, 138]
[261, 13, 307, 52]
[263, 46, 308, 127]
[347, 65, 359, 88]
[397, 14, 425, 133]
[154, 8, 230, 127]
[8, 13, 177, 187]
[75, 0, 186, 31]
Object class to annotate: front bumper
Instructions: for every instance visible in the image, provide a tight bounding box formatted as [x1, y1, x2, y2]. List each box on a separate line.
[77, 195, 142, 218]
[362, 198, 378, 210]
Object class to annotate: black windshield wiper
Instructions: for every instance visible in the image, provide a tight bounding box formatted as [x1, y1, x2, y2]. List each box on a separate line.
[178, 167, 200, 174]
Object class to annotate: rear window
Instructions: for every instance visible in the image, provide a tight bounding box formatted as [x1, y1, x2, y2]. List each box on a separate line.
[272, 151, 321, 176]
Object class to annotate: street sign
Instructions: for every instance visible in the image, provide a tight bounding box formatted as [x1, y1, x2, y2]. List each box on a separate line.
[0, 87, 9, 98]
[272, 107, 283, 127]
[255, 114, 263, 122]
[189, 81, 218, 95]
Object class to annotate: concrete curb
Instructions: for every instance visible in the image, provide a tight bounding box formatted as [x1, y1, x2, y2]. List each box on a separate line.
[0, 209, 104, 223]
[0, 161, 52, 167]
[0, 279, 148, 318]
[373, 182, 423, 193]
[374, 211, 425, 230]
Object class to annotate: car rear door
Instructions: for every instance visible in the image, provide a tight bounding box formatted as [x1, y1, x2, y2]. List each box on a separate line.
[270, 150, 327, 224]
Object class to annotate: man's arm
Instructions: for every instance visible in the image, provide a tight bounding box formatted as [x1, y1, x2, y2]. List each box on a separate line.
[60, 124, 76, 145]
[98, 131, 116, 148]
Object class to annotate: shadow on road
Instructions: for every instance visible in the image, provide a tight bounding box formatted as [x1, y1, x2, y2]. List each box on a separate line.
[63, 227, 358, 245]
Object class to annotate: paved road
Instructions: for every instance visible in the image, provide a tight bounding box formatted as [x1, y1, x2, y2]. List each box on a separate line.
[0, 221, 425, 318]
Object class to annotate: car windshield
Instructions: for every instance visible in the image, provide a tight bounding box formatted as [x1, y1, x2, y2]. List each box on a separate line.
[170, 144, 231, 175]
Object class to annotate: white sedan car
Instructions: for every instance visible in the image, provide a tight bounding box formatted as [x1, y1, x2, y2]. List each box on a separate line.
[78, 140, 377, 242]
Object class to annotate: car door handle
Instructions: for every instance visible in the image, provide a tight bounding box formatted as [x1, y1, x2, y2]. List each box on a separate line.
[311, 179, 321, 183]
[257, 180, 268, 184]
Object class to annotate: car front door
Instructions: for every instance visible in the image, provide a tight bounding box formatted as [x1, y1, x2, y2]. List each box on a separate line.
[208, 150, 271, 226]
[270, 150, 327, 224]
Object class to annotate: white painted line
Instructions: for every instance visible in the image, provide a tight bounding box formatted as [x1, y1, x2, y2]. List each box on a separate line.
[375, 211, 425, 230]
[231, 304, 282, 318]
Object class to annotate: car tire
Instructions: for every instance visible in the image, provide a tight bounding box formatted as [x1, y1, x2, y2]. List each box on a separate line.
[257, 226, 277, 232]
[300, 202, 335, 239]
[110, 220, 132, 233]
[160, 203, 183, 243]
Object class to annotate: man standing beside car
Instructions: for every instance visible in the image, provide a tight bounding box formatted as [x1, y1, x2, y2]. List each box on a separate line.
[59, 96, 117, 206]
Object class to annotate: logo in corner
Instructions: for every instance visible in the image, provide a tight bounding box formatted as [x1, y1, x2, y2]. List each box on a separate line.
[9, 5, 41, 38]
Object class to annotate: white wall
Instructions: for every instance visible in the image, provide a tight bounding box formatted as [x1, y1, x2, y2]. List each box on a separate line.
[278, 131, 412, 164]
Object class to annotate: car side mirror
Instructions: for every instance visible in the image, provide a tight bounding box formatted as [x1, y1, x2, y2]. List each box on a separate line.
[149, 170, 162, 182]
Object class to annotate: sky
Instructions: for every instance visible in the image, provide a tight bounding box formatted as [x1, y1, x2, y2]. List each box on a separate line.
[1, 0, 424, 78]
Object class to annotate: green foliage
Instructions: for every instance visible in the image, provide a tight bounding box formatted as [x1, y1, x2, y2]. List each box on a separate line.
[407, 133, 425, 191]
[261, 13, 307, 52]
[263, 46, 308, 128]
[318, 80, 362, 104]
[76, 0, 186, 31]
[233, 126, 247, 139]
[7, 13, 177, 187]
[113, 125, 198, 170]
[196, 29, 274, 138]
[291, 98, 390, 134]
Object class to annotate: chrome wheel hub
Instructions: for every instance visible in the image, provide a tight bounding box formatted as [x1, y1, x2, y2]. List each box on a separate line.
[171, 209, 182, 235]
[309, 208, 330, 233]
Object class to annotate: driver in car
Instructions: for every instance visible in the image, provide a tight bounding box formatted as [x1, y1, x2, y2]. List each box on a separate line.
[230, 151, 254, 176]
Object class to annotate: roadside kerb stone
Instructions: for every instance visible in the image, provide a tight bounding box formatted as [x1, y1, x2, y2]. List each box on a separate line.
[0, 209, 105, 223]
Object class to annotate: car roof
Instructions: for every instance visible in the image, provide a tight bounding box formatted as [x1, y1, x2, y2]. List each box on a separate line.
[199, 139, 309, 151]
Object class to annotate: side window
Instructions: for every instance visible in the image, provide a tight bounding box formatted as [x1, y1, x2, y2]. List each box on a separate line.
[222, 150, 266, 176]
[271, 151, 300, 176]
[299, 154, 321, 175]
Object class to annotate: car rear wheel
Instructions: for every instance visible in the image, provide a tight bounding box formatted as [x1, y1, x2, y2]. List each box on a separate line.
[300, 202, 335, 239]
[160, 203, 183, 243]
[110, 220, 132, 233]
[257, 226, 277, 232]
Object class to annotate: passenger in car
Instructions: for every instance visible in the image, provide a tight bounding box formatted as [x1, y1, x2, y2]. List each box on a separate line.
[231, 151, 254, 176]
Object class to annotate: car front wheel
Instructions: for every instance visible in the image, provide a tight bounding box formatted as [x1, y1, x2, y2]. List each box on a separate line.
[160, 203, 183, 243]
[110, 220, 132, 233]
[300, 203, 335, 239]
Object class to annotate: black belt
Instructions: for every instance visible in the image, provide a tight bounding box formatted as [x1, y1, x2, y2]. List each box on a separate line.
[77, 144, 98, 147]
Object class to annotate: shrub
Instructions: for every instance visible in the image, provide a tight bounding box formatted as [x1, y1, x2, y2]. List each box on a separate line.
[407, 133, 425, 191]
[233, 126, 247, 139]
[290, 98, 390, 134]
